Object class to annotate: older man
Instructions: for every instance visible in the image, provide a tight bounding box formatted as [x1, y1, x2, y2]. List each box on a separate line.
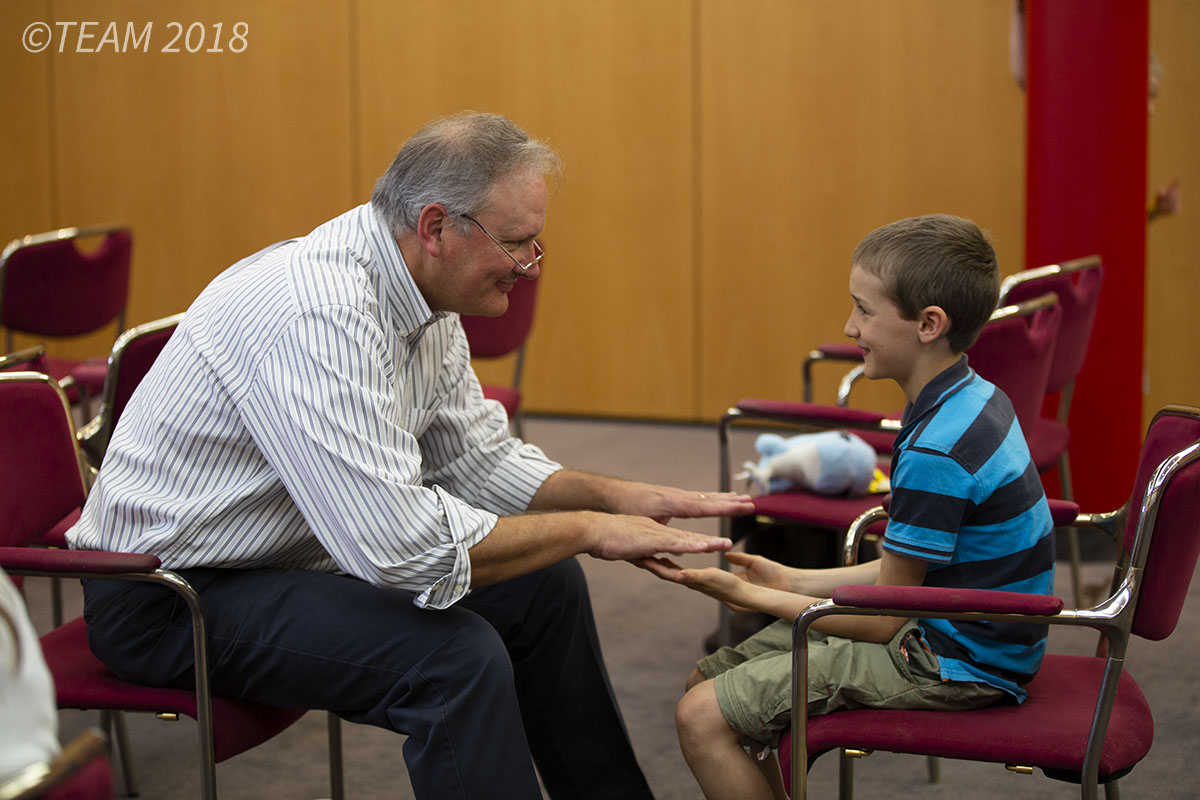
[70, 112, 750, 799]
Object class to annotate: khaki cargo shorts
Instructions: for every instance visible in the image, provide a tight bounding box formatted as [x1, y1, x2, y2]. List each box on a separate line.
[696, 619, 1006, 747]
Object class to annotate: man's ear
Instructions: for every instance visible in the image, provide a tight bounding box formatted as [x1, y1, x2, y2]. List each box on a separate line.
[916, 305, 951, 344]
[416, 203, 450, 257]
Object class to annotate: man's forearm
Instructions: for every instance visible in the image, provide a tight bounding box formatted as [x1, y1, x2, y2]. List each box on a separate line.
[527, 469, 620, 513]
[527, 468, 755, 522]
[468, 509, 733, 589]
[468, 512, 594, 587]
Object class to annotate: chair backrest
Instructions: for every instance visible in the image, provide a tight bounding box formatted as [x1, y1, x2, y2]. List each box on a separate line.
[1120, 406, 1200, 642]
[966, 292, 1061, 438]
[78, 314, 182, 466]
[0, 373, 90, 547]
[0, 225, 132, 338]
[105, 313, 183, 431]
[998, 255, 1103, 394]
[460, 267, 540, 359]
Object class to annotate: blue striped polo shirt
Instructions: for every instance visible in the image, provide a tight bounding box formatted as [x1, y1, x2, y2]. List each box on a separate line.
[882, 357, 1055, 701]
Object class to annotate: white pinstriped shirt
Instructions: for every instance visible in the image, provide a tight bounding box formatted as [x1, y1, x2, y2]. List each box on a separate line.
[68, 203, 561, 609]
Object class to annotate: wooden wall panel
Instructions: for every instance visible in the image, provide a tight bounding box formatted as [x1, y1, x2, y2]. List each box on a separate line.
[1145, 0, 1200, 428]
[14, 1, 1189, 426]
[43, 0, 354, 360]
[1, 1, 54, 238]
[698, 0, 1025, 418]
[356, 0, 697, 419]
[1, 1, 57, 352]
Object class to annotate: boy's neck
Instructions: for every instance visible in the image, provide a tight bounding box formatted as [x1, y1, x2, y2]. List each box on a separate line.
[900, 349, 963, 405]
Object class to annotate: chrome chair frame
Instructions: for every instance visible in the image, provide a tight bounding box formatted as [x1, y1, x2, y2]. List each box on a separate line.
[716, 293, 1058, 644]
[0, 225, 132, 415]
[1, 224, 132, 350]
[788, 406, 1200, 799]
[997, 255, 1103, 606]
[0, 728, 109, 800]
[0, 372, 344, 800]
[76, 312, 185, 465]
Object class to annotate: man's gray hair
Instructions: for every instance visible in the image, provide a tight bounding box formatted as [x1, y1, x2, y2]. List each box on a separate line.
[371, 111, 563, 237]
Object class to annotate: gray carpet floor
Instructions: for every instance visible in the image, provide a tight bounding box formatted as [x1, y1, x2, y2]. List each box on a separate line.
[27, 415, 1200, 798]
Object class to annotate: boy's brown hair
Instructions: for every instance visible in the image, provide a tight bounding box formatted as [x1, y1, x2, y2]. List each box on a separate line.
[852, 214, 999, 352]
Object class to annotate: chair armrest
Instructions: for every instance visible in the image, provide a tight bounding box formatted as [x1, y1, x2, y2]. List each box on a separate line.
[0, 546, 160, 576]
[0, 345, 47, 372]
[0, 728, 108, 800]
[830, 584, 1065, 616]
[730, 399, 898, 432]
[809, 342, 863, 362]
[76, 413, 109, 466]
[802, 343, 865, 402]
[1047, 499, 1080, 527]
[844, 500, 1088, 566]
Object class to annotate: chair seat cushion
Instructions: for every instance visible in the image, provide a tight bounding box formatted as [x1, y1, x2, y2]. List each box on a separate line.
[778, 654, 1154, 791]
[41, 617, 306, 762]
[68, 359, 109, 394]
[38, 355, 108, 397]
[41, 509, 81, 548]
[481, 384, 520, 416]
[852, 428, 897, 455]
[751, 489, 888, 533]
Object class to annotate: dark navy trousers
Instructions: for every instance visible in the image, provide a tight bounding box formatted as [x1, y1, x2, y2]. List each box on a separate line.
[82, 558, 653, 799]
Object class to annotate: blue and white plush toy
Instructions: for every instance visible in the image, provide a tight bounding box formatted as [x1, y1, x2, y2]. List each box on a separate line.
[740, 430, 886, 497]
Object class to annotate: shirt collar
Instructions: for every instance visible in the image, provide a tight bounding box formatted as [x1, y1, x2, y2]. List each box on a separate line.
[899, 355, 975, 434]
[360, 202, 447, 338]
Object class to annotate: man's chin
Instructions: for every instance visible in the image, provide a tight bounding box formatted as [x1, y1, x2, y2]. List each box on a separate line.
[468, 295, 510, 318]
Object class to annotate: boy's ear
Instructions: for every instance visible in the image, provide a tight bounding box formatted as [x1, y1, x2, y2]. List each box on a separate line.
[916, 305, 951, 344]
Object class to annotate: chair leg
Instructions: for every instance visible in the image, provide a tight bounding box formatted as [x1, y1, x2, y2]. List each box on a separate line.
[838, 749, 854, 800]
[100, 710, 138, 797]
[1065, 527, 1085, 608]
[50, 576, 63, 628]
[1058, 451, 1085, 608]
[327, 712, 344, 800]
[1103, 778, 1120, 800]
[925, 755, 940, 783]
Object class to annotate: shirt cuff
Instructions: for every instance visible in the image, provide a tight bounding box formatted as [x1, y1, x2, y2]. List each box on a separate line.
[414, 486, 497, 609]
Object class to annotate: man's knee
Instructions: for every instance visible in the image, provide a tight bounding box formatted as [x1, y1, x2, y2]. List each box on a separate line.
[536, 557, 588, 603]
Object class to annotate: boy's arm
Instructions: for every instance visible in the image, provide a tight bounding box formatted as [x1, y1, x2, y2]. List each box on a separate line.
[641, 549, 928, 643]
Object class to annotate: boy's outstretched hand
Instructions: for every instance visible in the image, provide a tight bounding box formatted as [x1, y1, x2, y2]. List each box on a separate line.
[638, 551, 784, 614]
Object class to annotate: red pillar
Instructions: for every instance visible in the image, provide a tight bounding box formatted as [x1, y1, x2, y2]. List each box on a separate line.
[1025, 1, 1148, 508]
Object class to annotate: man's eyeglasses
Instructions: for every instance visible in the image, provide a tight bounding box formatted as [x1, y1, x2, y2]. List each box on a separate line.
[461, 214, 544, 273]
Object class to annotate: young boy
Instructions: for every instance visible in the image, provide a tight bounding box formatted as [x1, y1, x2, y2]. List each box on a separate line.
[645, 214, 1055, 800]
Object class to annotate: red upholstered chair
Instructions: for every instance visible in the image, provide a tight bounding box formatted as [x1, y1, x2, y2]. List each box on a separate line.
[714, 293, 1061, 643]
[998, 256, 1104, 605]
[0, 225, 133, 415]
[9, 314, 182, 629]
[0, 371, 344, 800]
[0, 729, 112, 800]
[779, 404, 1200, 799]
[801, 257, 1097, 403]
[460, 250, 541, 439]
[76, 312, 184, 467]
[0, 344, 50, 373]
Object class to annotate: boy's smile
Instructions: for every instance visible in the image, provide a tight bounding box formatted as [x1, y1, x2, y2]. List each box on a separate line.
[844, 264, 923, 394]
